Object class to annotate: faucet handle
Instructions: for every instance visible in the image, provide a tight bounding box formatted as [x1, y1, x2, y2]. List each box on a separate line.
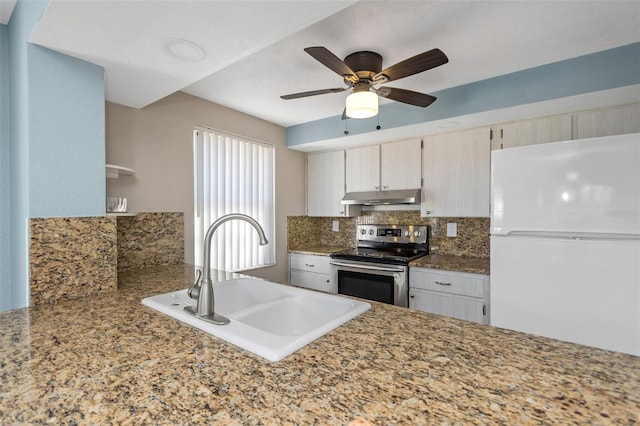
[187, 269, 202, 299]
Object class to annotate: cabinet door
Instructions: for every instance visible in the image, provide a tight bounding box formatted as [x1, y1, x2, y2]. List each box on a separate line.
[493, 114, 572, 150]
[380, 138, 421, 190]
[574, 103, 640, 139]
[346, 145, 380, 192]
[409, 289, 487, 324]
[307, 151, 346, 217]
[290, 270, 333, 293]
[422, 127, 491, 217]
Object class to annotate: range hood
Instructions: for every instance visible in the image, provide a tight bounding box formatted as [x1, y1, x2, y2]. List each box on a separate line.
[341, 189, 421, 206]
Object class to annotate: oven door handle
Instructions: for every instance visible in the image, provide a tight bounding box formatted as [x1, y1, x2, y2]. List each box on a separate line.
[330, 261, 405, 273]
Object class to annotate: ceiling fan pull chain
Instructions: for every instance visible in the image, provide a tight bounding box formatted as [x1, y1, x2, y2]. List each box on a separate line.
[344, 119, 349, 135]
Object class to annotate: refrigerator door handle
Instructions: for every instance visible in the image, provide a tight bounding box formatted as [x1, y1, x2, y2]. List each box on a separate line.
[498, 231, 640, 241]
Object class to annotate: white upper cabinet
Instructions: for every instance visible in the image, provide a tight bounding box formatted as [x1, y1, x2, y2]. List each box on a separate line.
[573, 103, 640, 139]
[346, 145, 380, 192]
[346, 138, 421, 192]
[380, 138, 422, 190]
[307, 150, 347, 217]
[492, 114, 572, 150]
[422, 127, 491, 217]
[306, 103, 638, 219]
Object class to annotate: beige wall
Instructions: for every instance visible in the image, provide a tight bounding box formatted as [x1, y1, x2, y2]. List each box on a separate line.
[106, 91, 305, 283]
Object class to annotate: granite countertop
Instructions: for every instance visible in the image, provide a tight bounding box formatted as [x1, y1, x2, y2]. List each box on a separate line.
[288, 245, 346, 256]
[289, 246, 490, 275]
[410, 254, 491, 275]
[1, 264, 638, 424]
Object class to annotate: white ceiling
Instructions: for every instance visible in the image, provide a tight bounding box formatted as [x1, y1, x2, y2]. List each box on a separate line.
[30, 1, 640, 128]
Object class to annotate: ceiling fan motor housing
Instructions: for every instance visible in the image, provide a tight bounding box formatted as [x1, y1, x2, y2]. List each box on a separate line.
[344, 51, 383, 82]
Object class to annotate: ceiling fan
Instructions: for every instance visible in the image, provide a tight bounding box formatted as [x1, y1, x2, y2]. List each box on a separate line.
[280, 46, 448, 119]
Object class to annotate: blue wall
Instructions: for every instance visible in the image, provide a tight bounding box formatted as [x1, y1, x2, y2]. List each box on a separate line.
[0, 23, 10, 311]
[1, 0, 106, 311]
[28, 44, 105, 217]
[287, 42, 640, 147]
[5, 0, 39, 312]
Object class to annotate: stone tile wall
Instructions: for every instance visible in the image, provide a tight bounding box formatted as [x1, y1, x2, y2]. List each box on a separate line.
[359, 211, 490, 258]
[288, 211, 489, 258]
[28, 212, 184, 306]
[116, 212, 184, 272]
[287, 216, 356, 250]
[29, 217, 117, 306]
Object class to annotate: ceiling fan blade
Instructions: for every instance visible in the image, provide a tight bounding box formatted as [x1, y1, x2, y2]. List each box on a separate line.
[377, 87, 436, 107]
[280, 87, 347, 100]
[304, 47, 358, 83]
[374, 48, 448, 83]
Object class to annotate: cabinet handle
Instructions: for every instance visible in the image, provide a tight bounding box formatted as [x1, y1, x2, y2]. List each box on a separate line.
[483, 305, 487, 315]
[383, 185, 388, 189]
[305, 264, 315, 268]
[339, 211, 344, 215]
[424, 210, 431, 215]
[410, 294, 415, 298]
[374, 186, 379, 190]
[435, 281, 452, 286]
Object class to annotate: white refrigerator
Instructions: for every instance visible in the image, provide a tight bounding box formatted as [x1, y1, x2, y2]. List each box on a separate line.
[490, 133, 640, 356]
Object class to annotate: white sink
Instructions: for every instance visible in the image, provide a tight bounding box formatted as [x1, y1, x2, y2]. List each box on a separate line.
[142, 278, 371, 361]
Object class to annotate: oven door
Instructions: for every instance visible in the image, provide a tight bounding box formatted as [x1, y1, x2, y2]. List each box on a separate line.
[330, 260, 408, 307]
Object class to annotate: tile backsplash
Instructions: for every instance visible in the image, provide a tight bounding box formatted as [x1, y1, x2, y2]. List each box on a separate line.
[287, 216, 356, 250]
[288, 211, 489, 258]
[116, 212, 184, 272]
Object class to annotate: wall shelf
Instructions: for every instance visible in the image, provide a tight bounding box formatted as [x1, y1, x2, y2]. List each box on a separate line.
[106, 164, 135, 179]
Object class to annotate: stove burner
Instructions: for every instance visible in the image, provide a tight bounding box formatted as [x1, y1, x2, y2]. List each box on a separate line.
[332, 247, 427, 264]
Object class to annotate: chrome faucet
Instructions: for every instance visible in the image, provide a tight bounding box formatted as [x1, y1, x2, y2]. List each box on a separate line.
[185, 213, 269, 325]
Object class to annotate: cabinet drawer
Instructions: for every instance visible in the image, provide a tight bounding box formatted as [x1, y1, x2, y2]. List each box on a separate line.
[409, 289, 487, 324]
[410, 269, 486, 298]
[290, 270, 335, 294]
[289, 254, 330, 275]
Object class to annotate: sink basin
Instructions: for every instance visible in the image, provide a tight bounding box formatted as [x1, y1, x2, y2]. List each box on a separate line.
[141, 278, 370, 361]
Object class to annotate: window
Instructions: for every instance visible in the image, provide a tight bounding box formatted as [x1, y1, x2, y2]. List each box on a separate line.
[193, 128, 274, 271]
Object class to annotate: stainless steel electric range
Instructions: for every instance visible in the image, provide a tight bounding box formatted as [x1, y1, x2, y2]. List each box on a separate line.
[330, 224, 428, 307]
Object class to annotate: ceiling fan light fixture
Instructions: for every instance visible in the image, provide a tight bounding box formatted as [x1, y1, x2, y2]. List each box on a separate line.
[346, 91, 378, 119]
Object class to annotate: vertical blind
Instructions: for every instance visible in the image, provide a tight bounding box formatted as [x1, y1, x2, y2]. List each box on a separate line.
[193, 128, 275, 272]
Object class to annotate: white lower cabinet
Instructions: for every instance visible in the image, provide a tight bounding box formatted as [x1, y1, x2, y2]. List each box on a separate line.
[409, 267, 490, 324]
[288, 253, 335, 293]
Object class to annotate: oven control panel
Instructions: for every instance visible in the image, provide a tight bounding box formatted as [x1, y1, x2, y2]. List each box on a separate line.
[357, 225, 428, 244]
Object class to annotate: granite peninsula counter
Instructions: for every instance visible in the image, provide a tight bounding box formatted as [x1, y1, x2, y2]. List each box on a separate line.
[410, 254, 491, 275]
[1, 264, 638, 424]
